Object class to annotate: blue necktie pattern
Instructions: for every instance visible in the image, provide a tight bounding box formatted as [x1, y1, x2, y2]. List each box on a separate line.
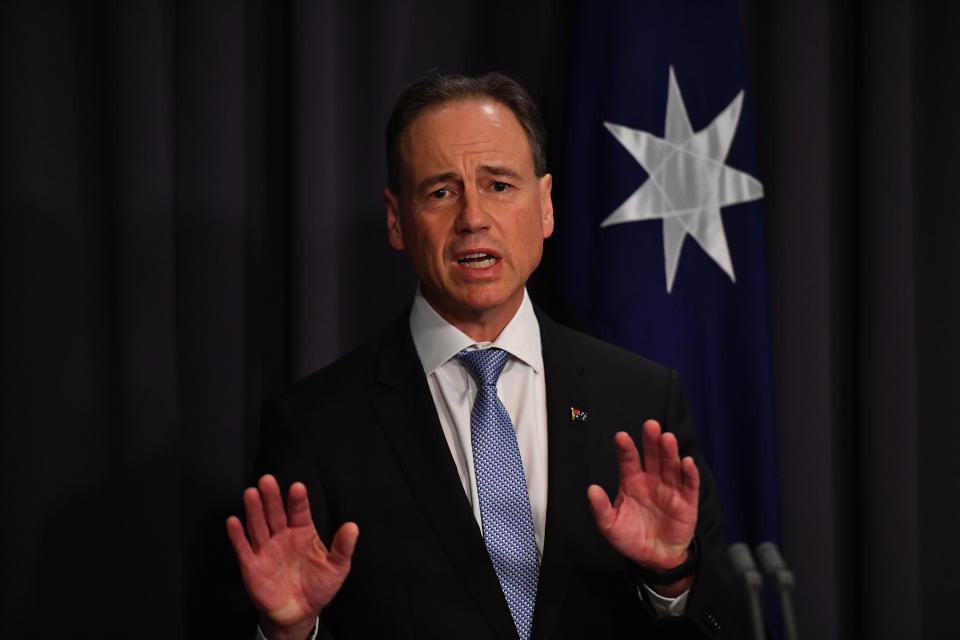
[456, 348, 539, 640]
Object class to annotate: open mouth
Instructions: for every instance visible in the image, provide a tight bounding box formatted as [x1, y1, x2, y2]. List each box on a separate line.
[457, 252, 500, 268]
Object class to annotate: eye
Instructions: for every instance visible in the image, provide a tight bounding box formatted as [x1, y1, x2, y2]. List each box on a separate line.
[491, 181, 509, 192]
[429, 187, 449, 199]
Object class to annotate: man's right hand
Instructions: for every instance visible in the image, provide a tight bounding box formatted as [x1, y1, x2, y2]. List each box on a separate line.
[226, 474, 359, 640]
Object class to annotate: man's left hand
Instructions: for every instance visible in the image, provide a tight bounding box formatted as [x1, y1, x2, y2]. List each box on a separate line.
[587, 420, 699, 596]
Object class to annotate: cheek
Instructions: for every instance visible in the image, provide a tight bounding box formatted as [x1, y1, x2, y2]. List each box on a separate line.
[516, 219, 546, 266]
[410, 224, 449, 265]
[520, 215, 548, 243]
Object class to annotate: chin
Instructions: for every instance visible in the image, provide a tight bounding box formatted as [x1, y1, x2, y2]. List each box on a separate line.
[457, 287, 519, 315]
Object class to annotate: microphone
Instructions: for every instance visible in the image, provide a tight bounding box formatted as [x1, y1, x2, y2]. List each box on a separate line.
[755, 542, 799, 640]
[727, 543, 766, 640]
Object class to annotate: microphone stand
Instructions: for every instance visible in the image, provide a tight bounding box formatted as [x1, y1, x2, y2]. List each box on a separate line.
[728, 543, 766, 640]
[755, 542, 799, 640]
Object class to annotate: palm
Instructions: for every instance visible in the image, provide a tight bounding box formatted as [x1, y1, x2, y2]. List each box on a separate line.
[227, 475, 359, 629]
[588, 421, 699, 570]
[238, 522, 347, 621]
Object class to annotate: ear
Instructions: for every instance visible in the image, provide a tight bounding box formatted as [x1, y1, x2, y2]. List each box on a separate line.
[539, 173, 555, 239]
[384, 188, 406, 250]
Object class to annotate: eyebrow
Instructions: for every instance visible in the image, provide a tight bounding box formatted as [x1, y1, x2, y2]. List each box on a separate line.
[478, 165, 522, 179]
[414, 172, 460, 194]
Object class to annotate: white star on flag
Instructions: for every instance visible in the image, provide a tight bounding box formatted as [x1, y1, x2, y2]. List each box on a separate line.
[602, 66, 764, 293]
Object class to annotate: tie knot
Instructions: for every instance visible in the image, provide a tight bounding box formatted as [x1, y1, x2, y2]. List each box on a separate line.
[456, 348, 510, 387]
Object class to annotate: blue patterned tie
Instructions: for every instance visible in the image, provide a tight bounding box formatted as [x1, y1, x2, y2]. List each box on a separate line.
[456, 348, 539, 640]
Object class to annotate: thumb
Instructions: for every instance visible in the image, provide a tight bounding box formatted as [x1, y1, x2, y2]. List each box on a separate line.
[328, 522, 359, 569]
[587, 485, 616, 533]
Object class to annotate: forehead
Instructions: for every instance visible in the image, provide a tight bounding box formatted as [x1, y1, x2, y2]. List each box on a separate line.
[399, 99, 533, 175]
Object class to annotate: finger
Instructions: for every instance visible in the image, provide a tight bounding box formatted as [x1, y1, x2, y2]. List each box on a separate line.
[641, 420, 663, 476]
[328, 522, 360, 569]
[286, 482, 314, 528]
[613, 431, 643, 481]
[225, 515, 254, 564]
[659, 432, 682, 489]
[258, 474, 288, 534]
[681, 456, 701, 503]
[243, 487, 271, 551]
[586, 484, 615, 533]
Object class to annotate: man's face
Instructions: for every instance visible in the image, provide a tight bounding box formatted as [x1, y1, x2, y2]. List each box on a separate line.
[384, 99, 554, 335]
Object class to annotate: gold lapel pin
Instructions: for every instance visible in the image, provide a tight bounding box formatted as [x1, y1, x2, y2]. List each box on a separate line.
[570, 407, 588, 422]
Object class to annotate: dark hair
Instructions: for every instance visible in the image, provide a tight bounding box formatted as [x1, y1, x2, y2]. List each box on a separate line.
[385, 71, 547, 193]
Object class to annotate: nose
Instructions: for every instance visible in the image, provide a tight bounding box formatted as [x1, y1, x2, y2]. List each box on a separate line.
[456, 186, 491, 233]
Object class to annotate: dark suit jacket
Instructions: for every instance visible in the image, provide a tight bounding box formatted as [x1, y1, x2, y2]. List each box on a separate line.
[254, 310, 748, 639]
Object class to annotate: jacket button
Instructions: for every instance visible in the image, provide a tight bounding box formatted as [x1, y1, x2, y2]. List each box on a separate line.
[702, 608, 722, 634]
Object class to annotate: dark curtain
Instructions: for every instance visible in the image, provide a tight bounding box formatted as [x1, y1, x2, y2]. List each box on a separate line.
[1, 1, 956, 638]
[741, 1, 960, 638]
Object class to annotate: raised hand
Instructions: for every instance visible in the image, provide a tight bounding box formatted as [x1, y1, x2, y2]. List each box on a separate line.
[587, 420, 699, 591]
[226, 474, 358, 639]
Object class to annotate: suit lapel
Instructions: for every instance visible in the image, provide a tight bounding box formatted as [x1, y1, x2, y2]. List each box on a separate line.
[372, 314, 519, 640]
[531, 313, 590, 640]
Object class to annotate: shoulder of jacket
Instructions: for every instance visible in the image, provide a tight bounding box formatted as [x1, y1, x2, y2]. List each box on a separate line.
[537, 309, 675, 380]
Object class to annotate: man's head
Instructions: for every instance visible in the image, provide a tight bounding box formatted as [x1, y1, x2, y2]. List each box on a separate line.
[385, 72, 548, 195]
[383, 72, 554, 341]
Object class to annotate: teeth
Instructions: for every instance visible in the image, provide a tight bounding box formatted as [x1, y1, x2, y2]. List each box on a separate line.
[458, 252, 497, 268]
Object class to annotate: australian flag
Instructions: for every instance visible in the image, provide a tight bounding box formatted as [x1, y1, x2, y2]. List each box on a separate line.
[553, 0, 779, 547]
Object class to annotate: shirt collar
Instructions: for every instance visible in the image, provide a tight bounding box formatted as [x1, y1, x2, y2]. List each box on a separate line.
[409, 286, 543, 376]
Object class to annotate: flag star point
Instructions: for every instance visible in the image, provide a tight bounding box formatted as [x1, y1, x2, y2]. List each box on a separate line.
[602, 68, 764, 291]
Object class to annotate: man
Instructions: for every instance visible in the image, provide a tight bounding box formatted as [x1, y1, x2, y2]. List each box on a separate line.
[227, 72, 747, 639]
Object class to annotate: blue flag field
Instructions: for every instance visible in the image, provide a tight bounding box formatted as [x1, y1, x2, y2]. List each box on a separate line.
[556, 0, 779, 547]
